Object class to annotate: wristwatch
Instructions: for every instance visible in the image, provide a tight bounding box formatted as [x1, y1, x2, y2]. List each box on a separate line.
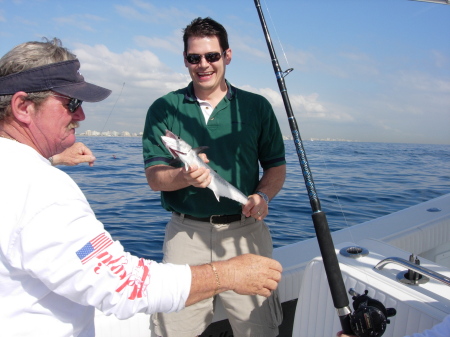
[256, 191, 269, 204]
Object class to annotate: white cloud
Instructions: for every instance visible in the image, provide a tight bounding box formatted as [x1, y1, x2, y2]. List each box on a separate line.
[392, 70, 450, 93]
[72, 44, 190, 133]
[134, 31, 181, 54]
[14, 15, 36, 26]
[115, 1, 194, 24]
[250, 86, 329, 116]
[238, 85, 352, 125]
[230, 34, 268, 61]
[431, 50, 449, 68]
[53, 15, 100, 32]
[339, 52, 371, 62]
[115, 4, 150, 23]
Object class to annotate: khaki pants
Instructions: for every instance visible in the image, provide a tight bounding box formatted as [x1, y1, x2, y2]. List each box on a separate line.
[150, 213, 283, 337]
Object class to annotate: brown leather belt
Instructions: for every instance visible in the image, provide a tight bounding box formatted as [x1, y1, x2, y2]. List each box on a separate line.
[174, 212, 242, 224]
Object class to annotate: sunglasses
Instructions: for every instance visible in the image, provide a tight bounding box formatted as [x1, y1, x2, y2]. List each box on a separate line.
[185, 51, 226, 65]
[51, 94, 83, 113]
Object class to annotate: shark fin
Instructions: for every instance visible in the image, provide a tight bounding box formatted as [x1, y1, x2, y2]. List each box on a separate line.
[209, 182, 221, 201]
[194, 146, 209, 155]
[213, 190, 221, 202]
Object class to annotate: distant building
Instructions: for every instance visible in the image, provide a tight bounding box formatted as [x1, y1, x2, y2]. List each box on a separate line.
[78, 130, 142, 137]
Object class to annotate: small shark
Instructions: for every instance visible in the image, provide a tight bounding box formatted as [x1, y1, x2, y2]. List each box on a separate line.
[161, 130, 248, 205]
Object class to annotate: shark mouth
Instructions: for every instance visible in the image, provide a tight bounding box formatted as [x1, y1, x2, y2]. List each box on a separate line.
[162, 130, 187, 158]
[168, 148, 183, 158]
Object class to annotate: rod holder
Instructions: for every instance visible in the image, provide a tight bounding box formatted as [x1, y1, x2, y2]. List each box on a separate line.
[340, 246, 369, 259]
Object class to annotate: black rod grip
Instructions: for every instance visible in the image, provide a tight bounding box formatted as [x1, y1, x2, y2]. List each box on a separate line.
[312, 211, 351, 313]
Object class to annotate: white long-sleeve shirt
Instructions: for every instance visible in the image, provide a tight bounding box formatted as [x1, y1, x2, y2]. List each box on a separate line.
[0, 139, 191, 337]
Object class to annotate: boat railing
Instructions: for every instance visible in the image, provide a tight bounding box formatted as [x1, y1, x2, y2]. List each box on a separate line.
[375, 256, 450, 287]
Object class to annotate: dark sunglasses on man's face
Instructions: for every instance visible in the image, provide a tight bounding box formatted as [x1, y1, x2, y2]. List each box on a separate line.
[185, 51, 226, 65]
[51, 94, 83, 113]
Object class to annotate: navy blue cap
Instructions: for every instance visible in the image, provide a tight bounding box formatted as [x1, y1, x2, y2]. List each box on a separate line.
[0, 59, 111, 102]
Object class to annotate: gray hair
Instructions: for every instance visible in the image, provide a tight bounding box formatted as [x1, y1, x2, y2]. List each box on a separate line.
[0, 38, 76, 120]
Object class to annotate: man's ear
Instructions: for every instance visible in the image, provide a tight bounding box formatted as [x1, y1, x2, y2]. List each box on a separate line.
[10, 91, 34, 125]
[224, 48, 232, 65]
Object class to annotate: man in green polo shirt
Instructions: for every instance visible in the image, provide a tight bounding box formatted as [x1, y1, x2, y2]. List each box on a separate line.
[142, 17, 286, 337]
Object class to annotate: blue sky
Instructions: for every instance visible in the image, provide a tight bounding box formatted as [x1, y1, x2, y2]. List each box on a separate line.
[1, 0, 449, 144]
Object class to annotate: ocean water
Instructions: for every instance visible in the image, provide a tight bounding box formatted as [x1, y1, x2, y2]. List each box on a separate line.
[61, 137, 450, 262]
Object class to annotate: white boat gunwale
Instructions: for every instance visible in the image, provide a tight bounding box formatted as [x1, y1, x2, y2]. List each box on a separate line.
[95, 193, 450, 337]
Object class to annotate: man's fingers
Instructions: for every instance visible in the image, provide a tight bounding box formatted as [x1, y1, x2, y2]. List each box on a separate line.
[198, 153, 209, 163]
[227, 254, 282, 297]
[257, 288, 271, 298]
[242, 194, 270, 220]
[269, 269, 282, 283]
[268, 260, 283, 273]
[185, 166, 211, 187]
[265, 279, 279, 292]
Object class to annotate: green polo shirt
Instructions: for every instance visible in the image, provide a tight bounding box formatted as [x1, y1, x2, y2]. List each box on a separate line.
[142, 81, 285, 217]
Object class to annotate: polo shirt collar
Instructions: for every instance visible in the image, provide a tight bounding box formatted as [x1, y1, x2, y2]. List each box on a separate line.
[184, 80, 236, 102]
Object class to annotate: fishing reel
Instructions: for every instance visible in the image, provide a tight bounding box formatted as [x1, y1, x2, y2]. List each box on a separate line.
[348, 288, 396, 337]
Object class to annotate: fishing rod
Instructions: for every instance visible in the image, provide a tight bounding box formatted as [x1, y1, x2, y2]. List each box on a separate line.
[253, 1, 395, 335]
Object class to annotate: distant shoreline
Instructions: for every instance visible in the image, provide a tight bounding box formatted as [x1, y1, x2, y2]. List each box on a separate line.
[77, 131, 143, 137]
[76, 133, 359, 142]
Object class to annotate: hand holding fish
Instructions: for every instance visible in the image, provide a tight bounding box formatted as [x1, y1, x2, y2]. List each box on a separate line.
[181, 153, 212, 189]
[242, 194, 269, 221]
[161, 131, 249, 204]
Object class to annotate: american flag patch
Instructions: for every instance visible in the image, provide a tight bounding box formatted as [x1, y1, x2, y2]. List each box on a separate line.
[76, 232, 113, 264]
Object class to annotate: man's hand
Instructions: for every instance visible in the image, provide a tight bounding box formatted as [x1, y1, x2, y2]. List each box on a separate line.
[242, 165, 286, 221]
[242, 194, 269, 221]
[223, 254, 282, 297]
[182, 153, 211, 188]
[52, 142, 96, 167]
[187, 254, 282, 307]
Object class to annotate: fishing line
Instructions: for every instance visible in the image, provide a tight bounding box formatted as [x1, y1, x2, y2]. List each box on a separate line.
[313, 139, 381, 317]
[262, 0, 356, 240]
[262, 0, 290, 68]
[313, 142, 356, 241]
[100, 82, 125, 134]
[262, 0, 353, 234]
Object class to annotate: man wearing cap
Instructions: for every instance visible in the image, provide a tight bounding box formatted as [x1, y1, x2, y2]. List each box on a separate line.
[0, 38, 282, 337]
